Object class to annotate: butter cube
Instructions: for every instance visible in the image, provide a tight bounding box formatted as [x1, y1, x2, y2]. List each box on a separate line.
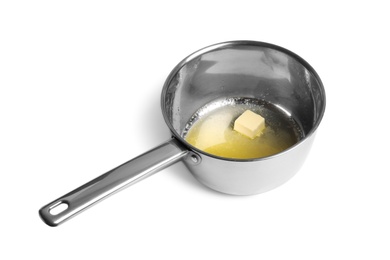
[233, 110, 265, 139]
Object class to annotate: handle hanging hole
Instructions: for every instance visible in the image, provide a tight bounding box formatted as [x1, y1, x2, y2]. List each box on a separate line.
[49, 202, 68, 215]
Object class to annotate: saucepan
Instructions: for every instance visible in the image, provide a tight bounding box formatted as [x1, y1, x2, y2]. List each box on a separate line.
[39, 40, 326, 226]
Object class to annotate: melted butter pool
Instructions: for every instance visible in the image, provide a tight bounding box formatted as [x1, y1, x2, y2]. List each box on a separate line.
[183, 98, 303, 159]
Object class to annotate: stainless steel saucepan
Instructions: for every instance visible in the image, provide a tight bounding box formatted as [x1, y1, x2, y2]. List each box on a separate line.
[39, 41, 326, 226]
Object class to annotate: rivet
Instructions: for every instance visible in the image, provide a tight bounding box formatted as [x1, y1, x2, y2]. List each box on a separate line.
[188, 152, 201, 165]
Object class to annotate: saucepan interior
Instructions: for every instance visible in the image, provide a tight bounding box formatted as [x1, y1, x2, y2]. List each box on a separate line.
[161, 41, 325, 160]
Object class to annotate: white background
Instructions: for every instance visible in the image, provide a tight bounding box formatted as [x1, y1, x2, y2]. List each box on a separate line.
[1, 0, 389, 259]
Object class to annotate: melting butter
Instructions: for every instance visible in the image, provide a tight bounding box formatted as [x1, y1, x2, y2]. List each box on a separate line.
[184, 104, 299, 159]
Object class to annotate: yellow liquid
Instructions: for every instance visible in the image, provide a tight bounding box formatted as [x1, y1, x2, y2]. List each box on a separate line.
[184, 103, 301, 159]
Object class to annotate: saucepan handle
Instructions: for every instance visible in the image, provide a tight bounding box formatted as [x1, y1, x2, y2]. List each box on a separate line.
[39, 138, 189, 227]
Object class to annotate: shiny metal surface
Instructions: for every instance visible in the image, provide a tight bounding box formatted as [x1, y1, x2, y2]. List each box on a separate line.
[39, 139, 188, 226]
[183, 133, 316, 195]
[162, 40, 325, 194]
[162, 41, 325, 139]
[39, 40, 325, 226]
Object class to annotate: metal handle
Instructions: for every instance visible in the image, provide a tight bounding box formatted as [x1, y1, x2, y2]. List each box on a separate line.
[39, 138, 189, 227]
